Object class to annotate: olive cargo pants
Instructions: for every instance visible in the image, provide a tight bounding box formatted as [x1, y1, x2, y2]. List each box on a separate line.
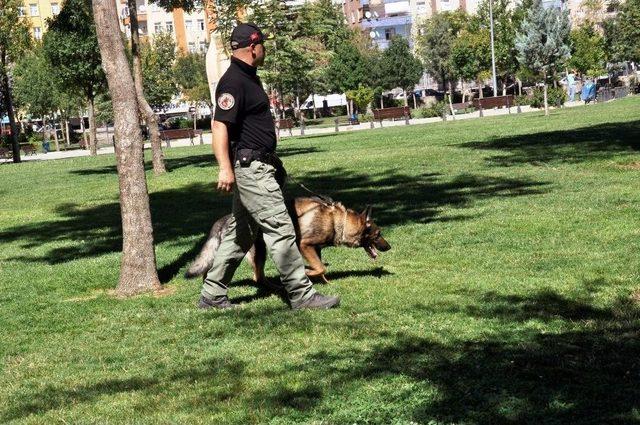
[201, 160, 316, 307]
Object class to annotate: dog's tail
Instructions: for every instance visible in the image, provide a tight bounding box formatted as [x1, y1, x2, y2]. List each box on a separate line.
[184, 214, 231, 278]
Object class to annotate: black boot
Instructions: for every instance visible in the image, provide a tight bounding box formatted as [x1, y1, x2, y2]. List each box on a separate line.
[293, 293, 340, 310]
[197, 295, 237, 310]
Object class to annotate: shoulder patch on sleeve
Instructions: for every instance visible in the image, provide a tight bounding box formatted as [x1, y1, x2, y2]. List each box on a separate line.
[217, 93, 235, 110]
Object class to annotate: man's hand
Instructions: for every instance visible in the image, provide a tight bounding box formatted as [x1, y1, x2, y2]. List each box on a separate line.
[217, 167, 235, 193]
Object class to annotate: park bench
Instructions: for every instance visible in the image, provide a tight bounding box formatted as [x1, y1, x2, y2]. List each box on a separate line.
[160, 128, 195, 148]
[372, 106, 410, 126]
[599, 86, 629, 103]
[472, 95, 515, 117]
[20, 144, 37, 155]
[190, 129, 204, 145]
[276, 118, 295, 137]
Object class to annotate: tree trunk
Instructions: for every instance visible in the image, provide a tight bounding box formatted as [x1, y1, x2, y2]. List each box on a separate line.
[80, 108, 88, 148]
[311, 92, 316, 119]
[413, 92, 417, 109]
[88, 96, 97, 155]
[478, 78, 484, 99]
[92, 0, 161, 296]
[128, 0, 166, 175]
[63, 119, 70, 147]
[1, 61, 21, 163]
[543, 70, 549, 117]
[380, 94, 384, 109]
[517, 78, 522, 96]
[448, 81, 455, 119]
[52, 118, 60, 151]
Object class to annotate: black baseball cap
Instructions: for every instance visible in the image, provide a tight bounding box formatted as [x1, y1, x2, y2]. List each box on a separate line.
[230, 23, 268, 50]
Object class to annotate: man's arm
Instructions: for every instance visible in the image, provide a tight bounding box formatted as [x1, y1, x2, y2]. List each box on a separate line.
[212, 119, 235, 193]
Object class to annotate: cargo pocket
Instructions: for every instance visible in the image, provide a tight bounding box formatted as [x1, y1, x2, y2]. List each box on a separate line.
[263, 178, 281, 193]
[258, 204, 291, 232]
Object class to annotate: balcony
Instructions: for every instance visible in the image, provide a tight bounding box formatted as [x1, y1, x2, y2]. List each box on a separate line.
[360, 14, 412, 29]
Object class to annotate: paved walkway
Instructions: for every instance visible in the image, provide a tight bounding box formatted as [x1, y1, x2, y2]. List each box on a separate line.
[1, 101, 586, 164]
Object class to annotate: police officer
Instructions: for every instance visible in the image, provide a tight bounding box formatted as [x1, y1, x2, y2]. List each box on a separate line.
[198, 23, 340, 310]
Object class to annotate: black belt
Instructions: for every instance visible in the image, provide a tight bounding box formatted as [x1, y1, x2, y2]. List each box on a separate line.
[234, 148, 287, 186]
[234, 148, 279, 168]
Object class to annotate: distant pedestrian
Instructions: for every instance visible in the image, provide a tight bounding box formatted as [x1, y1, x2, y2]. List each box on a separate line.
[562, 69, 577, 102]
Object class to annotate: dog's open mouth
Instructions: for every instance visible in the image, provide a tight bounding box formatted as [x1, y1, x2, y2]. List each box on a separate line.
[365, 245, 378, 259]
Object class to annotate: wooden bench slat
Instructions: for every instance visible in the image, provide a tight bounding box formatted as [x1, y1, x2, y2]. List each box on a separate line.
[372, 106, 411, 120]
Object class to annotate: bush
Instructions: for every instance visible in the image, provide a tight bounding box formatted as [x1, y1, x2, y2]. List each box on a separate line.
[332, 105, 347, 116]
[530, 86, 567, 109]
[515, 95, 531, 106]
[416, 101, 446, 118]
[178, 118, 193, 129]
[28, 134, 42, 146]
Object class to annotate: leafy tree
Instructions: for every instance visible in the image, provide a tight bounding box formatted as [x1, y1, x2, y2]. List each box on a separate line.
[173, 52, 213, 111]
[376, 36, 423, 105]
[324, 42, 372, 94]
[141, 33, 178, 109]
[92, 0, 161, 296]
[474, 0, 522, 94]
[609, 0, 640, 63]
[294, 0, 351, 52]
[568, 24, 606, 76]
[12, 46, 62, 150]
[451, 27, 491, 99]
[43, 0, 106, 155]
[515, 0, 571, 116]
[346, 85, 374, 114]
[415, 11, 468, 89]
[0, 0, 32, 162]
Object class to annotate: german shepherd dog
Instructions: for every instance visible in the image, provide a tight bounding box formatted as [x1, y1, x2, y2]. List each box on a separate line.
[185, 197, 391, 284]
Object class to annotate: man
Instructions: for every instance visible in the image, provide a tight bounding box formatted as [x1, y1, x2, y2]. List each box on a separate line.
[198, 23, 340, 310]
[563, 69, 577, 102]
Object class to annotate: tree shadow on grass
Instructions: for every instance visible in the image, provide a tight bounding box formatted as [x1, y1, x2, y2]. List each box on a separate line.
[0, 169, 548, 284]
[1, 357, 248, 423]
[69, 146, 322, 176]
[5, 284, 637, 423]
[287, 285, 640, 423]
[457, 120, 640, 167]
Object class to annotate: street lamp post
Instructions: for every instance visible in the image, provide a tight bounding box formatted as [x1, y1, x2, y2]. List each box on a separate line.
[489, 0, 498, 97]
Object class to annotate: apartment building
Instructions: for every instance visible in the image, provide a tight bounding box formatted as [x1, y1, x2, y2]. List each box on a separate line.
[117, 0, 211, 53]
[344, 0, 480, 49]
[18, 0, 61, 40]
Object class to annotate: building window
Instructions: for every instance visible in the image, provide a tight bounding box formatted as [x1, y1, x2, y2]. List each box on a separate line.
[199, 41, 207, 52]
[51, 3, 59, 14]
[30, 4, 39, 16]
[18, 6, 25, 16]
[154, 22, 163, 33]
[188, 42, 196, 53]
[185, 20, 193, 30]
[34, 27, 42, 40]
[121, 6, 129, 18]
[197, 19, 205, 31]
[165, 21, 173, 33]
[385, 28, 396, 40]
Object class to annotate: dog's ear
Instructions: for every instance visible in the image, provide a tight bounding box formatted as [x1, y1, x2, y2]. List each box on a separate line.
[361, 205, 372, 226]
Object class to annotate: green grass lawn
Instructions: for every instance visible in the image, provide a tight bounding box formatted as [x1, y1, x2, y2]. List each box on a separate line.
[2, 98, 640, 424]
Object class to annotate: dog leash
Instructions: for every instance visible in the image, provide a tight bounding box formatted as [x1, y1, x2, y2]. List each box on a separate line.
[286, 174, 335, 207]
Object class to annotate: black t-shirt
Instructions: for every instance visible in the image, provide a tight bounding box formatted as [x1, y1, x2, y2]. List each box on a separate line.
[214, 57, 276, 153]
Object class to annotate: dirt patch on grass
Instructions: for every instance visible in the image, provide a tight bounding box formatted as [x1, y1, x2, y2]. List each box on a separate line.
[616, 161, 640, 170]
